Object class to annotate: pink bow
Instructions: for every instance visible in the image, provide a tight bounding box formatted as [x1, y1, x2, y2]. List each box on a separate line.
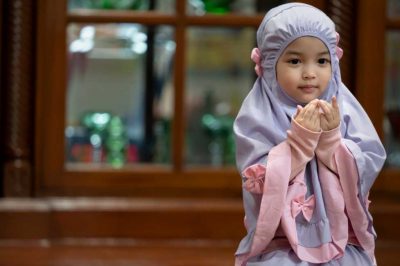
[250, 47, 263, 77]
[291, 195, 315, 222]
[242, 164, 266, 194]
[335, 32, 343, 60]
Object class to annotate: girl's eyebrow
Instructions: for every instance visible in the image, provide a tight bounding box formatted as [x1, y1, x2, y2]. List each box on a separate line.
[317, 51, 330, 56]
[283, 50, 301, 56]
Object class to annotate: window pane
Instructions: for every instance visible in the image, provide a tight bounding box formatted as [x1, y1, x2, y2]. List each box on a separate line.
[387, 0, 400, 19]
[68, 0, 176, 13]
[385, 31, 400, 167]
[185, 27, 255, 166]
[66, 23, 175, 168]
[186, 0, 287, 15]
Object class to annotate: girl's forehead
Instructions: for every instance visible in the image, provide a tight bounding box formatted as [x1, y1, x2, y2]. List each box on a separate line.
[282, 36, 330, 53]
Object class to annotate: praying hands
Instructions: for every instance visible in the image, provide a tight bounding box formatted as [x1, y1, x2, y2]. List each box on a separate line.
[294, 97, 340, 132]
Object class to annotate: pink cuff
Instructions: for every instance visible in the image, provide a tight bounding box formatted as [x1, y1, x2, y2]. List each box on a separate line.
[316, 125, 341, 172]
[287, 119, 321, 179]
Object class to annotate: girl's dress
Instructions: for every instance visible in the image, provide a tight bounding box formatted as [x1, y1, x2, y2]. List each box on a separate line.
[233, 3, 386, 266]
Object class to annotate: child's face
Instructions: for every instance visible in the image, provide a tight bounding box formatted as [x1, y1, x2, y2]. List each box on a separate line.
[276, 36, 332, 104]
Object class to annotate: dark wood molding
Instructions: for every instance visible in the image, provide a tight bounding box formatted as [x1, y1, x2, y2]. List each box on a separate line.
[0, 198, 245, 240]
[1, 0, 36, 197]
[355, 0, 385, 137]
[0, 0, 3, 196]
[327, 0, 356, 93]
[0, 195, 398, 241]
[387, 18, 400, 30]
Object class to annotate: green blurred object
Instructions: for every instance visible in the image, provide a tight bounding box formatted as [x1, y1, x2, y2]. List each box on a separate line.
[202, 113, 235, 166]
[106, 116, 128, 168]
[90, 0, 146, 10]
[201, 0, 232, 14]
[81, 112, 112, 133]
[153, 118, 171, 164]
[81, 111, 112, 163]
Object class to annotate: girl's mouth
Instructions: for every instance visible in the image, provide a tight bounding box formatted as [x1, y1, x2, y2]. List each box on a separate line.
[299, 85, 317, 93]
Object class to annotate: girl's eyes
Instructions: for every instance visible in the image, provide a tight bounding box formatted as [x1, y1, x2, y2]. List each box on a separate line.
[286, 58, 331, 65]
[318, 58, 330, 64]
[288, 59, 300, 64]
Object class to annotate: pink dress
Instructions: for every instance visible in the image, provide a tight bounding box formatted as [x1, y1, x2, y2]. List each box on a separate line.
[235, 121, 375, 266]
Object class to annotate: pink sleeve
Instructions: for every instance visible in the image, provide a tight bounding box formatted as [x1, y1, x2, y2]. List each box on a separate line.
[241, 120, 320, 192]
[315, 126, 341, 173]
[287, 120, 321, 179]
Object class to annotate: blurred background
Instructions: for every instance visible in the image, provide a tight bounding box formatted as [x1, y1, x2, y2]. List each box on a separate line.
[0, 0, 399, 265]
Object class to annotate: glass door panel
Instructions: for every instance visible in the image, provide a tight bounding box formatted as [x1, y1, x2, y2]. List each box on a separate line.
[66, 23, 175, 168]
[387, 0, 400, 19]
[185, 27, 255, 166]
[384, 31, 400, 167]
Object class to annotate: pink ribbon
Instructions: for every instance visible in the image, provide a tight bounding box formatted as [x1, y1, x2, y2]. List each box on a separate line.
[242, 164, 266, 194]
[291, 194, 315, 222]
[335, 32, 343, 60]
[250, 47, 263, 77]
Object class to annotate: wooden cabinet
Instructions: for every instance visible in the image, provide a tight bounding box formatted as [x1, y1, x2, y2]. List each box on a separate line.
[35, 0, 263, 198]
[1, 0, 398, 245]
[2, 0, 390, 199]
[0, 0, 368, 199]
[34, 0, 332, 198]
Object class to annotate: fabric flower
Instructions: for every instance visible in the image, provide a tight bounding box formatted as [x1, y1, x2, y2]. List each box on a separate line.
[335, 32, 343, 60]
[250, 47, 263, 77]
[242, 164, 266, 193]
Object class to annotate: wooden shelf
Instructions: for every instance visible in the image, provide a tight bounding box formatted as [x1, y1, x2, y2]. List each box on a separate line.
[185, 13, 264, 27]
[37, 167, 241, 198]
[68, 9, 263, 27]
[386, 18, 400, 29]
[0, 197, 245, 240]
[68, 9, 177, 24]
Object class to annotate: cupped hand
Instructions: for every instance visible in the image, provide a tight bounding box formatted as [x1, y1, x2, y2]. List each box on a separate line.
[319, 96, 340, 131]
[294, 99, 321, 132]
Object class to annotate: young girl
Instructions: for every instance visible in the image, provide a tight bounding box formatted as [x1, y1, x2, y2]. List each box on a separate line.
[233, 3, 386, 266]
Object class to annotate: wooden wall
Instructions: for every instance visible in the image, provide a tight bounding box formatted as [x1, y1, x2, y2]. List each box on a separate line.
[0, 4, 399, 266]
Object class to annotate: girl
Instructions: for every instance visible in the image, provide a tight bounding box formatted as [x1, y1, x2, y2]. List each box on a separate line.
[233, 3, 386, 266]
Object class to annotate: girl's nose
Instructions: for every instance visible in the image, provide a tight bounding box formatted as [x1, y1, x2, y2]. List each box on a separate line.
[302, 67, 316, 79]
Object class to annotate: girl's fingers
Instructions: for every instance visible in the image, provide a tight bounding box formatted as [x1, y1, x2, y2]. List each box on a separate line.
[332, 96, 338, 110]
[318, 100, 333, 120]
[331, 96, 340, 117]
[320, 112, 328, 125]
[318, 100, 329, 113]
[303, 100, 319, 119]
[307, 101, 321, 130]
[311, 102, 321, 120]
[295, 101, 319, 131]
[295, 105, 302, 118]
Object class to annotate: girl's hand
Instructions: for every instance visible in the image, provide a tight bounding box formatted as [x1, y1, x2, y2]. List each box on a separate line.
[319, 96, 340, 131]
[294, 99, 321, 132]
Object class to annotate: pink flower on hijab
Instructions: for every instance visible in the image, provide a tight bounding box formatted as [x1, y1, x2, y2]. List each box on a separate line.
[251, 47, 263, 77]
[336, 32, 343, 59]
